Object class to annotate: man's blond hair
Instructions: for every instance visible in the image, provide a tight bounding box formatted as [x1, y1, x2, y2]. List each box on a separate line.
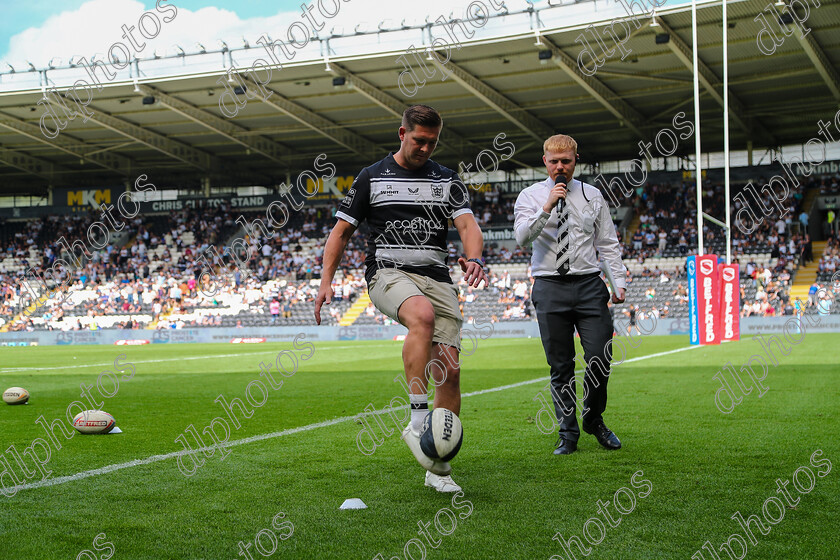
[543, 134, 577, 154]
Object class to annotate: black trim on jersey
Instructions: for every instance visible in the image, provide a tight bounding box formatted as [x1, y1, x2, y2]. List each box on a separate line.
[336, 153, 472, 285]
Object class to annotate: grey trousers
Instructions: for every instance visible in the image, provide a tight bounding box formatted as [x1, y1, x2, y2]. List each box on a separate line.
[531, 273, 614, 442]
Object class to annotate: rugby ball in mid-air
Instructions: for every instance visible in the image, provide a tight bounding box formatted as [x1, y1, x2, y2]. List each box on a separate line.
[420, 408, 463, 462]
[72, 410, 116, 434]
[3, 387, 29, 405]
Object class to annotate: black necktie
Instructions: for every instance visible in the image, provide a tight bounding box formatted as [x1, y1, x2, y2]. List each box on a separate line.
[556, 198, 570, 275]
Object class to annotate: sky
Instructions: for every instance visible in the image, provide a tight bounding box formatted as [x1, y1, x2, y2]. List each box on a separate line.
[0, 0, 297, 59]
[0, 0, 696, 69]
[0, 0, 511, 68]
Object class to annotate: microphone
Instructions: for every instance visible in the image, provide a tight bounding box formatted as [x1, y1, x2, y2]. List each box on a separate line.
[555, 174, 567, 212]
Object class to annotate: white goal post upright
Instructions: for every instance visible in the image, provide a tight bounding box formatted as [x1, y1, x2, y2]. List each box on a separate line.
[723, 0, 732, 265]
[691, 0, 733, 262]
[692, 0, 704, 257]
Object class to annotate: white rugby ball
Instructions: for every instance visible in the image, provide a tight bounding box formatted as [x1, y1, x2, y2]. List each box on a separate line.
[72, 410, 116, 434]
[419, 408, 463, 462]
[3, 387, 29, 405]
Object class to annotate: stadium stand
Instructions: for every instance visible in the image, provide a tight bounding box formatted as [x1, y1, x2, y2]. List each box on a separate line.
[2, 167, 839, 333]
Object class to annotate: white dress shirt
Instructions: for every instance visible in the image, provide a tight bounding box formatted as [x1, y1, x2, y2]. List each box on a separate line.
[514, 177, 627, 288]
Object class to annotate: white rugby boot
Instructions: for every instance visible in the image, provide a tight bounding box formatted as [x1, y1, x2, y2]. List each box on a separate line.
[425, 471, 462, 493]
[401, 424, 451, 476]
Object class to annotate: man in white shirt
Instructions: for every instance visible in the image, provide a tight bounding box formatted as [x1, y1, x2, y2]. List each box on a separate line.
[762, 267, 772, 286]
[817, 292, 832, 316]
[514, 281, 528, 300]
[514, 134, 627, 456]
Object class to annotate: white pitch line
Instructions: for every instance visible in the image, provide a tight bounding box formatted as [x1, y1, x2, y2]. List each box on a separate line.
[5, 343, 700, 496]
[0, 343, 397, 373]
[7, 416, 355, 494]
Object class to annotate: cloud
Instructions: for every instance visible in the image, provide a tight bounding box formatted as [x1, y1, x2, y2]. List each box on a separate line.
[1, 0, 530, 67]
[1, 0, 292, 67]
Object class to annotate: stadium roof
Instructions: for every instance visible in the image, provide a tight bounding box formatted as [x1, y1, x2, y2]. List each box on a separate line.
[0, 0, 838, 197]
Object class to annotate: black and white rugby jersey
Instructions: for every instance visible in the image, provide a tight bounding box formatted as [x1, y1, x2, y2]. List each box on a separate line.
[336, 153, 473, 284]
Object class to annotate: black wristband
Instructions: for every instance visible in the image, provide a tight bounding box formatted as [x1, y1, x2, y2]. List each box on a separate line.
[467, 258, 486, 267]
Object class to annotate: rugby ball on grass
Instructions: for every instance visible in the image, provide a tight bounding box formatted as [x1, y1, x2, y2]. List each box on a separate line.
[72, 410, 116, 434]
[3, 387, 29, 405]
[419, 408, 463, 462]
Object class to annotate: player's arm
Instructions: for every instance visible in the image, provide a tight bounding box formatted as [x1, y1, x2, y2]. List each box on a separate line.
[453, 212, 487, 288]
[316, 169, 369, 325]
[315, 219, 357, 325]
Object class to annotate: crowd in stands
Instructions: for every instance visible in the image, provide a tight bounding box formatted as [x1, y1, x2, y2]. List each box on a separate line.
[356, 268, 533, 326]
[817, 236, 840, 281]
[616, 171, 840, 317]
[622, 174, 812, 265]
[470, 197, 517, 227]
[2, 169, 839, 332]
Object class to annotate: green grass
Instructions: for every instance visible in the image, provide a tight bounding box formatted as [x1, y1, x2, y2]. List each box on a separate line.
[0, 334, 838, 559]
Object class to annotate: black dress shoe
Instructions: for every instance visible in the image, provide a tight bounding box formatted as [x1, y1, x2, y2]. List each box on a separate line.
[553, 436, 578, 455]
[582, 421, 621, 450]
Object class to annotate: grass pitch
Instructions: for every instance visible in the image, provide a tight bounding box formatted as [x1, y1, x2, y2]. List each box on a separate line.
[0, 333, 838, 559]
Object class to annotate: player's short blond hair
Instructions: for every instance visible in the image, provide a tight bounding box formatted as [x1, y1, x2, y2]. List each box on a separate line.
[543, 134, 578, 154]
